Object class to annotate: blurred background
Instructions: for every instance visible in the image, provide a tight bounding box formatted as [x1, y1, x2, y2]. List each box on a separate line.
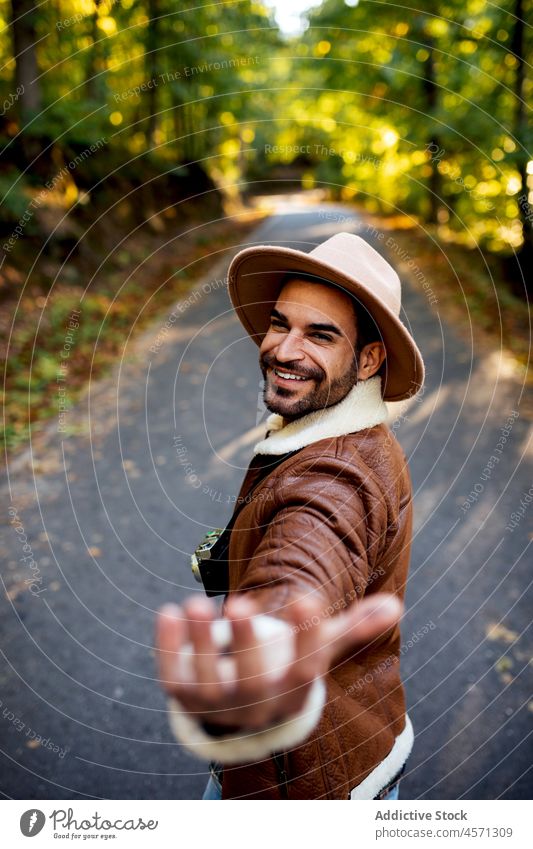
[1, 0, 531, 449]
[0, 0, 531, 801]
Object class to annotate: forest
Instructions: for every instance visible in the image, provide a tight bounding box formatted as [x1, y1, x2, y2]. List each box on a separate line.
[1, 0, 531, 449]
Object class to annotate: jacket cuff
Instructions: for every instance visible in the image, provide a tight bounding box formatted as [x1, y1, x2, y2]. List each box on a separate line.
[166, 677, 326, 764]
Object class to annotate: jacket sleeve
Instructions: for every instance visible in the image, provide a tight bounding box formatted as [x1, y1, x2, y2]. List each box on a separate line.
[230, 454, 388, 619]
[166, 456, 389, 764]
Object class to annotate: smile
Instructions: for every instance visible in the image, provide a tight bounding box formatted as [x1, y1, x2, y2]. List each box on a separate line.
[273, 368, 309, 382]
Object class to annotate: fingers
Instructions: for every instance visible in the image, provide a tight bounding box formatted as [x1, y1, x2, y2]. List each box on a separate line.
[156, 592, 402, 733]
[225, 595, 285, 728]
[225, 595, 264, 691]
[184, 596, 220, 700]
[158, 596, 271, 725]
[156, 603, 186, 691]
[258, 598, 326, 719]
[324, 593, 402, 661]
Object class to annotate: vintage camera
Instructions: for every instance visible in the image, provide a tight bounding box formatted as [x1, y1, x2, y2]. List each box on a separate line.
[191, 527, 230, 597]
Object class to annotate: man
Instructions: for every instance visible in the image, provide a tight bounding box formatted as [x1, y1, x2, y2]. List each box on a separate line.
[157, 232, 425, 800]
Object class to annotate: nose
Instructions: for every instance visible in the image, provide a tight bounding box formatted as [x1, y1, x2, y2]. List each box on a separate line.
[274, 330, 305, 362]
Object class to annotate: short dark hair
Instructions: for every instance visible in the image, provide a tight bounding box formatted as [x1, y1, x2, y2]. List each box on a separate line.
[350, 300, 382, 354]
[279, 272, 382, 354]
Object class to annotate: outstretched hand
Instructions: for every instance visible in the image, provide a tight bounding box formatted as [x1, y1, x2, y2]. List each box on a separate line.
[156, 592, 402, 732]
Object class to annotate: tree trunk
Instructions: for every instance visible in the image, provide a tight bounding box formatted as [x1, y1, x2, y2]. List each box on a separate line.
[511, 0, 532, 298]
[85, 0, 102, 102]
[10, 0, 42, 122]
[146, 0, 159, 149]
[422, 35, 441, 225]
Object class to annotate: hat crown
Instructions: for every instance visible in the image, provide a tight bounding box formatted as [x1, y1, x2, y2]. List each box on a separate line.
[309, 232, 401, 316]
[227, 227, 424, 401]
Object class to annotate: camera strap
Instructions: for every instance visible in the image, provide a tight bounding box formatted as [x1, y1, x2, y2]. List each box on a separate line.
[198, 450, 299, 597]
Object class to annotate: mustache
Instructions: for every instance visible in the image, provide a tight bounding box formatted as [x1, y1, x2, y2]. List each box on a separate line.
[260, 353, 324, 382]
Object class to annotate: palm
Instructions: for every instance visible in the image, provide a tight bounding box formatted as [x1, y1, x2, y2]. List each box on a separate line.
[157, 593, 402, 731]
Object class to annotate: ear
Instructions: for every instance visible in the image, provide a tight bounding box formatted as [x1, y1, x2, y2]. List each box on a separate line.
[357, 342, 386, 380]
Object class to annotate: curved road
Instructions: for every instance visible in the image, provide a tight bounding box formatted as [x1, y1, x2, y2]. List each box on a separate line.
[1, 199, 531, 800]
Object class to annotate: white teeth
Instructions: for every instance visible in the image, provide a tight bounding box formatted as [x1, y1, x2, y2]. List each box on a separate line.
[274, 369, 306, 381]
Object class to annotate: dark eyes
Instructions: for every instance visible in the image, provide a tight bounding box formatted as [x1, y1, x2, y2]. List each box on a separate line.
[270, 319, 333, 342]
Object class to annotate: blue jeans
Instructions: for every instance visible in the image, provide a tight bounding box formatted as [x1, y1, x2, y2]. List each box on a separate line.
[383, 782, 400, 800]
[202, 773, 223, 799]
[202, 773, 401, 800]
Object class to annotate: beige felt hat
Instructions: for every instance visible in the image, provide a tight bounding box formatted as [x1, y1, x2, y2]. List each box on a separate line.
[228, 231, 425, 401]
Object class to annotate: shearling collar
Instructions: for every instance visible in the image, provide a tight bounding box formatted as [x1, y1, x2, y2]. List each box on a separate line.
[253, 375, 387, 455]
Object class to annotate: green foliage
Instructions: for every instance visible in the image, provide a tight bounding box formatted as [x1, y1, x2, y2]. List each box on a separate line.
[263, 0, 532, 253]
[0, 168, 33, 225]
[0, 0, 529, 455]
[0, 0, 283, 229]
[0, 0, 530, 264]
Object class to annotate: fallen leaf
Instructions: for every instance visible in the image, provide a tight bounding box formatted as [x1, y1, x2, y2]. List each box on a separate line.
[486, 623, 519, 644]
[495, 656, 513, 673]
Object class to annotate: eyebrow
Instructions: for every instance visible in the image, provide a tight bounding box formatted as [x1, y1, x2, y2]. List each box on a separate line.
[271, 308, 343, 337]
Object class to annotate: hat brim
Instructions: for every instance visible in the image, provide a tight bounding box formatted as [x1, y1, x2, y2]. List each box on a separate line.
[228, 244, 425, 402]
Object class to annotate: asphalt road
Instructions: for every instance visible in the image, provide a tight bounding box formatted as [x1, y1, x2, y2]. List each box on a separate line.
[1, 199, 531, 800]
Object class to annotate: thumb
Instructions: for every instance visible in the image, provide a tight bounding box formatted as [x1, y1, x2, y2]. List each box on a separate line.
[323, 594, 402, 662]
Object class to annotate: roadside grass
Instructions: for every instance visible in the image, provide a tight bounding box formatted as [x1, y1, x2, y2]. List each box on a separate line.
[1, 211, 264, 457]
[4, 198, 529, 461]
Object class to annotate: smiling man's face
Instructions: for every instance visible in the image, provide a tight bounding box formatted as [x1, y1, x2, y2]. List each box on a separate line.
[259, 278, 363, 421]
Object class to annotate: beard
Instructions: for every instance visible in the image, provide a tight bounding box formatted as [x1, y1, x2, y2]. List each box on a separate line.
[260, 351, 359, 421]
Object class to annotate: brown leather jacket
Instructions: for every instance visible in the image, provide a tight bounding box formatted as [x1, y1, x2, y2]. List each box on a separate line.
[219, 378, 414, 799]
